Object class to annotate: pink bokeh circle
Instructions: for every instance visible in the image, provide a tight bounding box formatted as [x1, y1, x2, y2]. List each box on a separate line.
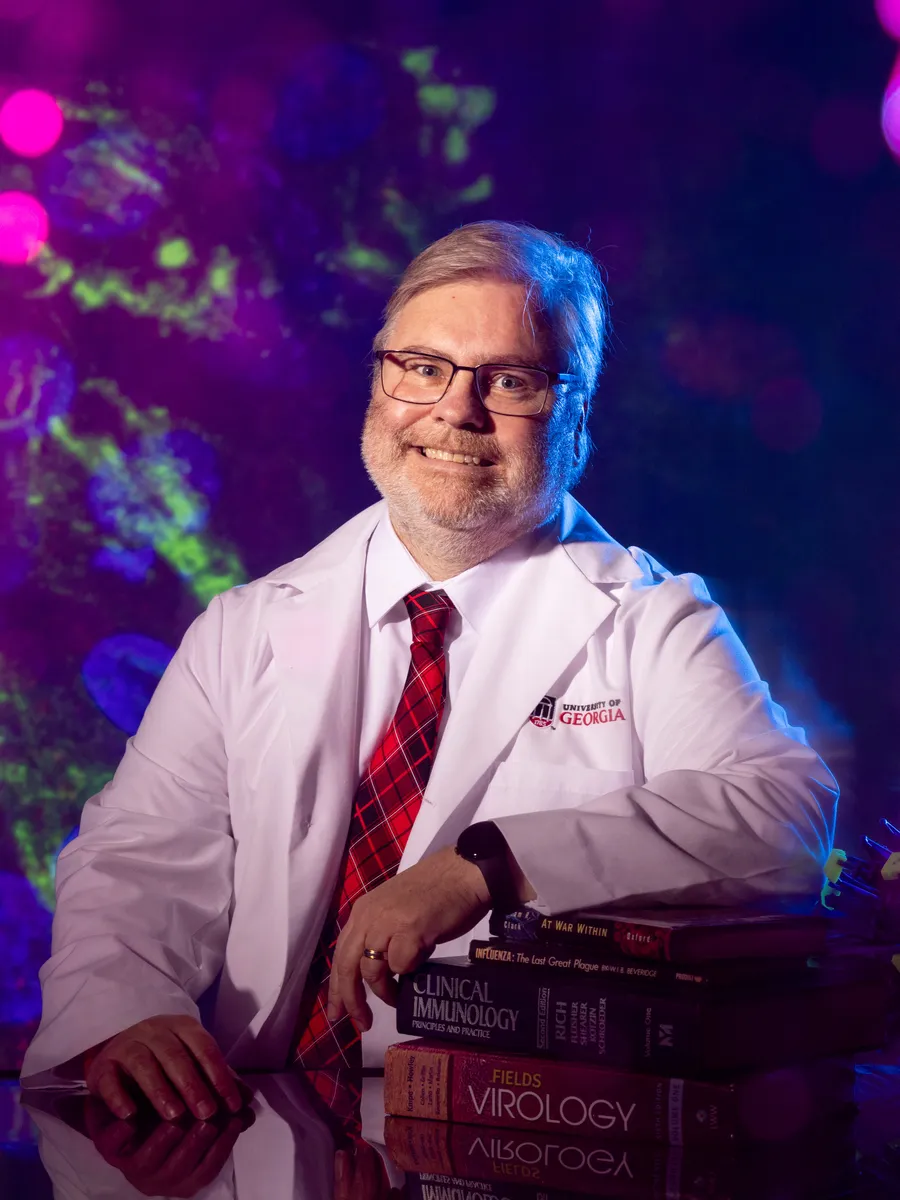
[0, 191, 50, 264]
[875, 0, 900, 40]
[0, 89, 63, 157]
[883, 81, 900, 158]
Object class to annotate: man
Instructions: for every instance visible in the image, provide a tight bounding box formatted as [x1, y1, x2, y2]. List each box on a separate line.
[22, 221, 836, 1124]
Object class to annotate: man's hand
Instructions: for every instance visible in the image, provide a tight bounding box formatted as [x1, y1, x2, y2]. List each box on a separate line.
[84, 1015, 246, 1123]
[328, 845, 491, 1032]
[85, 1097, 253, 1199]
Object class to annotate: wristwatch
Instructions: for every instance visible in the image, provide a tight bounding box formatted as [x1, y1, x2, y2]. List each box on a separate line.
[455, 821, 522, 915]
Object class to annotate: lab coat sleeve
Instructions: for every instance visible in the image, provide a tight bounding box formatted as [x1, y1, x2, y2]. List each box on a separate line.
[493, 572, 838, 913]
[20, 594, 234, 1086]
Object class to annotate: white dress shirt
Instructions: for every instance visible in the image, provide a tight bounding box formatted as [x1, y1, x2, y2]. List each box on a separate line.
[359, 514, 536, 776]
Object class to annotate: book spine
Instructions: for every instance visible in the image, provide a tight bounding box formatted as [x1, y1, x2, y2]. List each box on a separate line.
[491, 911, 675, 960]
[395, 961, 696, 1072]
[384, 1041, 735, 1144]
[387, 1118, 718, 1199]
[469, 940, 716, 988]
[402, 1170, 627, 1200]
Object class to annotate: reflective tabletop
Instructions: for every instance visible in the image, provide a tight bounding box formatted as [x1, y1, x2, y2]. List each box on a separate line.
[2, 1046, 899, 1199]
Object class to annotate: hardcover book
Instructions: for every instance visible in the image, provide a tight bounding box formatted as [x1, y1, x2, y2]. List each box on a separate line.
[395, 956, 887, 1072]
[389, 1112, 857, 1200]
[468, 939, 883, 991]
[383, 1039, 855, 1144]
[489, 906, 829, 963]
[388, 1118, 693, 1199]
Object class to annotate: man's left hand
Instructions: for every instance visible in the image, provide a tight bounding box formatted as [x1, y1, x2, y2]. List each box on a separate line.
[328, 845, 491, 1032]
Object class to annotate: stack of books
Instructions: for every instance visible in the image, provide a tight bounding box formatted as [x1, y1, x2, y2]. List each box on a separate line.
[384, 901, 892, 1198]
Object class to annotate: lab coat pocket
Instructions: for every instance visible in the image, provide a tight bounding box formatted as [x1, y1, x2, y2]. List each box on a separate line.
[475, 758, 634, 823]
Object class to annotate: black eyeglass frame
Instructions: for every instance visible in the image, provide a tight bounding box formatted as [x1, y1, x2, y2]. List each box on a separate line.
[374, 349, 580, 417]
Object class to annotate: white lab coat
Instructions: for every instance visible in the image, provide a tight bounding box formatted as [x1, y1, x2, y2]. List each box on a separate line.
[21, 495, 836, 1084]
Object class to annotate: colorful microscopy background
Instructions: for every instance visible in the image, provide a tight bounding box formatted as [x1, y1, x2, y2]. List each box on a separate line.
[0, 0, 898, 1070]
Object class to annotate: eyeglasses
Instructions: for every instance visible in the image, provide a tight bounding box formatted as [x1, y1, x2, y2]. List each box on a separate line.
[374, 350, 579, 417]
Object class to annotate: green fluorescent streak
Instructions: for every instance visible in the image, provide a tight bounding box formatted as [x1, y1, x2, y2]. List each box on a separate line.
[156, 237, 195, 269]
[443, 127, 469, 164]
[405, 52, 496, 192]
[48, 380, 247, 604]
[31, 249, 74, 295]
[12, 820, 57, 910]
[459, 86, 496, 127]
[457, 174, 494, 203]
[824, 848, 847, 884]
[381, 188, 423, 251]
[6, 748, 114, 909]
[104, 152, 164, 196]
[58, 98, 127, 125]
[418, 83, 459, 117]
[156, 532, 246, 606]
[402, 47, 437, 80]
[1, 650, 120, 912]
[29, 245, 240, 339]
[208, 257, 236, 295]
[339, 244, 396, 276]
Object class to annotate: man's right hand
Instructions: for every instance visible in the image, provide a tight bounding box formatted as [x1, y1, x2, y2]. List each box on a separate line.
[84, 1016, 245, 1122]
[85, 1099, 253, 1199]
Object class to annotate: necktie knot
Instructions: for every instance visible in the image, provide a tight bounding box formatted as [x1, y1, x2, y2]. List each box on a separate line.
[404, 588, 454, 648]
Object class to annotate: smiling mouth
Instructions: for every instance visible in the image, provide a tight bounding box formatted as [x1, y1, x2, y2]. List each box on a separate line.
[415, 446, 495, 467]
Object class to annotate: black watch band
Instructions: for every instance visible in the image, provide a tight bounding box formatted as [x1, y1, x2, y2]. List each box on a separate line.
[455, 821, 521, 915]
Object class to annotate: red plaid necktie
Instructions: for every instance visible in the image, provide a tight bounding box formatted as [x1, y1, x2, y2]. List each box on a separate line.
[293, 587, 455, 1068]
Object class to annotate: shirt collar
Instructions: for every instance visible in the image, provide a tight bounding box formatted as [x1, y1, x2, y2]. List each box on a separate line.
[364, 513, 539, 633]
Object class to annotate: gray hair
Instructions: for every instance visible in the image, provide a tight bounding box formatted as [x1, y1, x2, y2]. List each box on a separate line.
[375, 220, 609, 416]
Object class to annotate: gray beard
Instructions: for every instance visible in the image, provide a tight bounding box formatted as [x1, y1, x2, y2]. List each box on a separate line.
[359, 403, 574, 569]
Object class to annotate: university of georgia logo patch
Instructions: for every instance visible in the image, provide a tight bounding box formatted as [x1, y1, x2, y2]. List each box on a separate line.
[529, 694, 557, 728]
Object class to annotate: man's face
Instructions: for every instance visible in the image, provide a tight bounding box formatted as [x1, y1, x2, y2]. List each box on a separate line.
[361, 277, 580, 537]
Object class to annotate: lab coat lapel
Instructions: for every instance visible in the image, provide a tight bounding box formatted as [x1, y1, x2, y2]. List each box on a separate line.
[264, 502, 385, 803]
[265, 576, 363, 818]
[400, 511, 620, 865]
[222, 503, 382, 1054]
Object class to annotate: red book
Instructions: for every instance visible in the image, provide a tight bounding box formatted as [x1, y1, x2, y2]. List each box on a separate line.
[383, 1040, 854, 1145]
[490, 905, 829, 963]
[387, 1112, 857, 1200]
[387, 1118, 694, 1198]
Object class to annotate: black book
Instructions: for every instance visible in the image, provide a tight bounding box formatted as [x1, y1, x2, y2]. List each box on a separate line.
[396, 955, 888, 1073]
[468, 938, 830, 990]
